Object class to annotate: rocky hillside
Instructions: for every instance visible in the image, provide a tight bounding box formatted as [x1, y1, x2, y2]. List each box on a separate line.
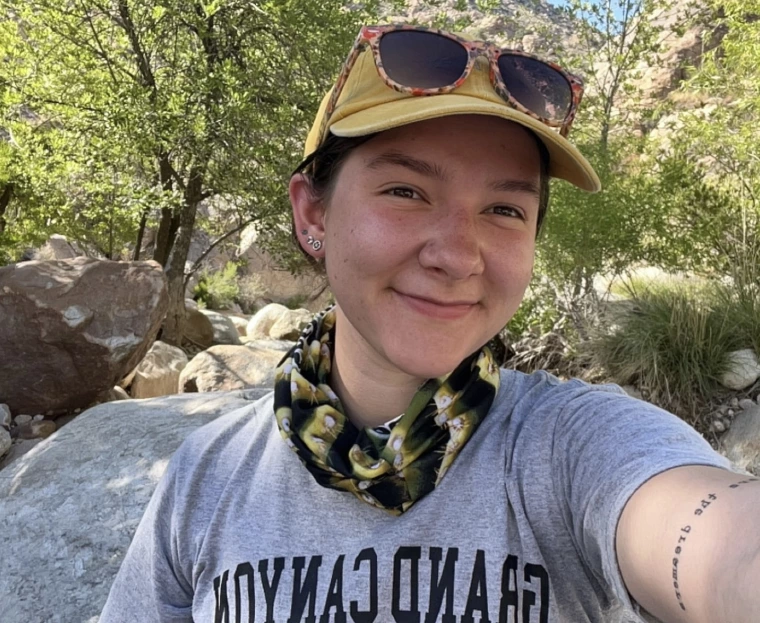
[383, 0, 722, 137]
[384, 0, 585, 55]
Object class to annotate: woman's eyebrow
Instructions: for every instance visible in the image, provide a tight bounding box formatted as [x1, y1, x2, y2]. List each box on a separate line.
[365, 151, 448, 181]
[489, 179, 541, 197]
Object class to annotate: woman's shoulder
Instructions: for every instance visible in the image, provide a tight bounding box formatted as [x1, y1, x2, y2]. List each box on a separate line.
[169, 390, 277, 485]
[493, 368, 631, 416]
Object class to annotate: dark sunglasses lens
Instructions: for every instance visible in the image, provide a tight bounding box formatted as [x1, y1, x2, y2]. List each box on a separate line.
[379, 31, 468, 89]
[497, 55, 572, 122]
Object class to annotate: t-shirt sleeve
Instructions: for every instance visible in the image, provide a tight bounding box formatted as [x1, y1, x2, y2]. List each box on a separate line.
[99, 448, 194, 623]
[550, 381, 732, 611]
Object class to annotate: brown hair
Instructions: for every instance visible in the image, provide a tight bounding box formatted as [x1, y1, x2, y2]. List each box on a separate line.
[291, 128, 551, 269]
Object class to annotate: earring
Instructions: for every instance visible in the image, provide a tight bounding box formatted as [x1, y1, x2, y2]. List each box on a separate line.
[306, 234, 323, 252]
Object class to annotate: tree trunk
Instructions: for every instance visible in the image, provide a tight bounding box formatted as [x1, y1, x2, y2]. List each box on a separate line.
[0, 184, 13, 235]
[152, 152, 178, 266]
[153, 208, 175, 265]
[160, 172, 204, 346]
[133, 208, 148, 261]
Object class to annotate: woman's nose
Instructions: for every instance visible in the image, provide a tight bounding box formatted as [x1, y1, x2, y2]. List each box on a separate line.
[417, 208, 484, 280]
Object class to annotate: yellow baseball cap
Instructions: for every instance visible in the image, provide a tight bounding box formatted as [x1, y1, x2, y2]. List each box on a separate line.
[304, 45, 601, 193]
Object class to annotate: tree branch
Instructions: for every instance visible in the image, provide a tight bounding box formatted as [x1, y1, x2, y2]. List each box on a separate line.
[183, 218, 256, 285]
[116, 0, 157, 91]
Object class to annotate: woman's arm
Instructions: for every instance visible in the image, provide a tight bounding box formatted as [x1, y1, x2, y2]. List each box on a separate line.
[618, 465, 760, 623]
[99, 456, 194, 623]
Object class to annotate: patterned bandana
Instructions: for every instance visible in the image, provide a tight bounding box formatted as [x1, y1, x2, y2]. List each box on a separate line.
[273, 306, 501, 515]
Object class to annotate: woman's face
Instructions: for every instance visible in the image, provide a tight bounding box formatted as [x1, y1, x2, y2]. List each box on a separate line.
[299, 115, 540, 379]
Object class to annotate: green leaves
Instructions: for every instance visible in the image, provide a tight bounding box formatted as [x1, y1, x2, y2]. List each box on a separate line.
[0, 0, 373, 264]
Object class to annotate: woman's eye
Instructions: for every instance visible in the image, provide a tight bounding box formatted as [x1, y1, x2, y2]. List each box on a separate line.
[490, 205, 524, 219]
[387, 187, 419, 200]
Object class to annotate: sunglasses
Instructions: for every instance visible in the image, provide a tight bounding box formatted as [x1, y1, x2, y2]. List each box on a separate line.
[318, 24, 584, 147]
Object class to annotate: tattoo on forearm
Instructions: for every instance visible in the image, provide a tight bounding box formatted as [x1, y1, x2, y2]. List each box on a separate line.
[670, 477, 758, 611]
[729, 477, 758, 490]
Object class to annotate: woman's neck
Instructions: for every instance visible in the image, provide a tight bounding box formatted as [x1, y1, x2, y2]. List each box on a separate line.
[330, 307, 423, 429]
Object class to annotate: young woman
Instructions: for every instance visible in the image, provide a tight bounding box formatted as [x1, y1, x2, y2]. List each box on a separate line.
[101, 25, 760, 623]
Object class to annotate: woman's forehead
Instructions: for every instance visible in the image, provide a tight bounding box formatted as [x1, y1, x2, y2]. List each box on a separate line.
[351, 115, 543, 179]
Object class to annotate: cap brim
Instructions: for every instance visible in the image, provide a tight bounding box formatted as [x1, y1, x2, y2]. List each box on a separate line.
[329, 93, 601, 193]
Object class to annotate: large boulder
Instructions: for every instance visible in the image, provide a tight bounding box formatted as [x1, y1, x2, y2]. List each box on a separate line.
[0, 427, 10, 459]
[719, 349, 760, 391]
[183, 307, 215, 349]
[34, 234, 83, 261]
[128, 341, 189, 399]
[270, 308, 312, 340]
[179, 343, 285, 392]
[199, 309, 242, 345]
[721, 404, 760, 475]
[0, 389, 268, 623]
[0, 258, 168, 415]
[246, 303, 311, 341]
[225, 314, 249, 337]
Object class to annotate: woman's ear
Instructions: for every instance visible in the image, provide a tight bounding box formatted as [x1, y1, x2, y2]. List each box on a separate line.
[289, 173, 326, 259]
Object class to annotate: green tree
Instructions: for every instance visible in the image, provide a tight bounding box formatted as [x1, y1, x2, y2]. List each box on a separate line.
[533, 0, 682, 332]
[665, 0, 760, 291]
[0, 0, 387, 344]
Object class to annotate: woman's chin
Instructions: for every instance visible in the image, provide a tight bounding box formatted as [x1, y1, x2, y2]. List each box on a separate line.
[385, 345, 478, 380]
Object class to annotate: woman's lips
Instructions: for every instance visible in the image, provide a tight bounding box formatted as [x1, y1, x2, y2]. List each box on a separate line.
[394, 290, 477, 320]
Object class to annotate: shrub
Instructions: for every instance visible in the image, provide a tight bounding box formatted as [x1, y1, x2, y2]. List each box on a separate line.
[505, 285, 561, 339]
[591, 280, 759, 423]
[193, 262, 240, 310]
[236, 273, 267, 314]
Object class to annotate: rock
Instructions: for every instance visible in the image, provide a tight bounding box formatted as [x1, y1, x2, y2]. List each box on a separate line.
[227, 314, 249, 337]
[246, 302, 290, 339]
[269, 308, 312, 340]
[180, 344, 284, 392]
[184, 307, 215, 349]
[0, 389, 268, 622]
[0, 257, 168, 415]
[727, 408, 735, 417]
[103, 386, 130, 402]
[32, 414, 44, 421]
[0, 404, 11, 429]
[14, 414, 32, 426]
[35, 234, 83, 261]
[246, 304, 312, 341]
[721, 404, 760, 475]
[729, 397, 740, 409]
[243, 338, 295, 352]
[32, 420, 56, 439]
[0, 428, 10, 458]
[740, 398, 756, 411]
[17, 419, 56, 440]
[185, 297, 198, 311]
[129, 341, 188, 399]
[0, 438, 42, 470]
[712, 419, 726, 433]
[719, 349, 760, 391]
[199, 309, 242, 345]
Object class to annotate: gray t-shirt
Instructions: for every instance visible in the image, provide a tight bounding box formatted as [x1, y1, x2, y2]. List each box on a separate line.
[100, 370, 729, 623]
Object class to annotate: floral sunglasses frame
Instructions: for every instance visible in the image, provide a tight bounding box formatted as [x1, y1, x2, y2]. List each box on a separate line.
[318, 24, 585, 147]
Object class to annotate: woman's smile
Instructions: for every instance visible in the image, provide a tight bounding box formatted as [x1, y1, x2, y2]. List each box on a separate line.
[391, 289, 479, 321]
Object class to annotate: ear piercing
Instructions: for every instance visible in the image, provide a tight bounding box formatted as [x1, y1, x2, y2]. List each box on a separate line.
[301, 230, 323, 251]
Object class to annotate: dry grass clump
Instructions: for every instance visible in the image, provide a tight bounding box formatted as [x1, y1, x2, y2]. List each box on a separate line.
[592, 280, 760, 424]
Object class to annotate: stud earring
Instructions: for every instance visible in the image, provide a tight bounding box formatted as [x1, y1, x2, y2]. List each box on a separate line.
[306, 234, 323, 252]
